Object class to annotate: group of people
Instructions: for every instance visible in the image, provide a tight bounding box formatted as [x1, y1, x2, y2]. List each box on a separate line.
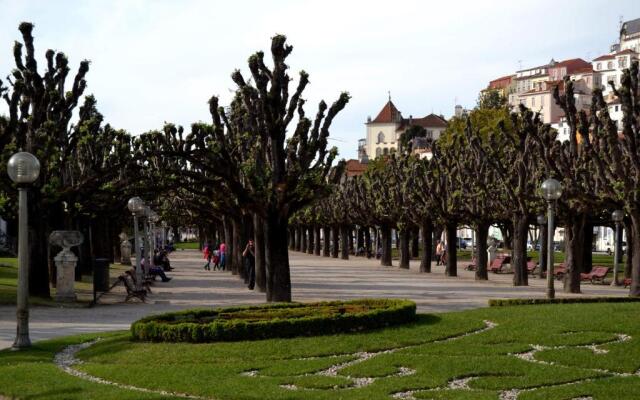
[202, 242, 227, 271]
[202, 240, 256, 291]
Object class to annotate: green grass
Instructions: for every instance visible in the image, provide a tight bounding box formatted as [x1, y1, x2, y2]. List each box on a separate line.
[0, 258, 131, 306]
[174, 241, 200, 250]
[1, 302, 639, 399]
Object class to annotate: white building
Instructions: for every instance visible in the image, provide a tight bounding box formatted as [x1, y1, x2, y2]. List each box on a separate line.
[592, 49, 639, 98]
[361, 99, 447, 160]
[620, 17, 640, 53]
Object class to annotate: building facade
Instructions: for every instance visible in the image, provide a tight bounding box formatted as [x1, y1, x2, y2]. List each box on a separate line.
[361, 100, 447, 161]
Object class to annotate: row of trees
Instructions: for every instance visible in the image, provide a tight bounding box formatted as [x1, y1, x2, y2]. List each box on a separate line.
[289, 68, 640, 297]
[1, 22, 639, 301]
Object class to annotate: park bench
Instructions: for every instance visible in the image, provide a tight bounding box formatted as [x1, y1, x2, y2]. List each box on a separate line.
[526, 260, 538, 275]
[553, 264, 567, 280]
[119, 273, 147, 302]
[623, 277, 632, 288]
[580, 266, 610, 284]
[466, 257, 477, 271]
[489, 256, 511, 273]
[126, 269, 154, 293]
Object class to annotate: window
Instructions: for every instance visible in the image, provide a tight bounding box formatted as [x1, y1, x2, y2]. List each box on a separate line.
[390, 148, 397, 154]
[377, 132, 385, 144]
[615, 105, 619, 112]
[426, 130, 433, 139]
[541, 96, 545, 107]
[375, 147, 382, 157]
[596, 63, 601, 70]
[619, 57, 627, 68]
[532, 97, 536, 107]
[607, 61, 613, 69]
[383, 148, 389, 156]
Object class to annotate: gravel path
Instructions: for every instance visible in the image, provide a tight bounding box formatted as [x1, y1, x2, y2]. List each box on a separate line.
[0, 250, 626, 349]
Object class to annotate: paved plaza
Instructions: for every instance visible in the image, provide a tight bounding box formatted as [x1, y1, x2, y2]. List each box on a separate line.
[0, 250, 626, 349]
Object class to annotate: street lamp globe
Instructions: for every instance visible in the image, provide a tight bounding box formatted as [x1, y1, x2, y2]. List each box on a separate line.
[541, 178, 562, 201]
[612, 210, 624, 223]
[7, 152, 40, 184]
[127, 197, 145, 215]
[537, 214, 546, 225]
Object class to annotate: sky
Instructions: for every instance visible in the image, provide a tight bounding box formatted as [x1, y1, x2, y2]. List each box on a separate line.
[0, 0, 638, 160]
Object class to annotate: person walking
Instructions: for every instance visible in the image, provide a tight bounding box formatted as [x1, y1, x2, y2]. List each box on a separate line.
[219, 242, 227, 271]
[435, 240, 443, 266]
[243, 240, 256, 290]
[203, 241, 212, 270]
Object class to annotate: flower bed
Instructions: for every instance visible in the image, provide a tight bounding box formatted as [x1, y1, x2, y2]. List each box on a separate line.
[131, 298, 416, 343]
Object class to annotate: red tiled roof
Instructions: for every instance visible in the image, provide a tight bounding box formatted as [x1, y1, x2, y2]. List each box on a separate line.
[571, 66, 593, 74]
[552, 58, 591, 74]
[371, 101, 401, 123]
[488, 74, 514, 89]
[616, 48, 637, 55]
[345, 159, 367, 177]
[593, 54, 615, 61]
[396, 114, 447, 131]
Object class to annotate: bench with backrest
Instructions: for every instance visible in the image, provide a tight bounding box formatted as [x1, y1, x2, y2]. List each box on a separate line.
[126, 269, 153, 293]
[580, 266, 610, 284]
[526, 260, 538, 275]
[623, 277, 632, 288]
[119, 273, 147, 302]
[489, 255, 511, 273]
[553, 264, 566, 280]
[466, 256, 478, 271]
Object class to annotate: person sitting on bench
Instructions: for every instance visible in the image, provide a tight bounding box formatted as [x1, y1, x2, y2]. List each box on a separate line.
[142, 256, 172, 282]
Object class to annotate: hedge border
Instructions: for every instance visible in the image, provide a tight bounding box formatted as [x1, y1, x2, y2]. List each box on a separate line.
[131, 298, 417, 343]
[489, 297, 640, 307]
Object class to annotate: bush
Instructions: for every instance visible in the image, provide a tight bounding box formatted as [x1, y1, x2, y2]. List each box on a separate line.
[131, 298, 416, 343]
[488, 297, 640, 307]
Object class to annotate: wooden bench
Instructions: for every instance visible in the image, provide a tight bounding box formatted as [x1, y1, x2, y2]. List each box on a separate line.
[466, 257, 477, 271]
[489, 256, 511, 273]
[119, 273, 147, 303]
[553, 264, 566, 280]
[623, 277, 632, 288]
[526, 260, 538, 275]
[580, 266, 610, 284]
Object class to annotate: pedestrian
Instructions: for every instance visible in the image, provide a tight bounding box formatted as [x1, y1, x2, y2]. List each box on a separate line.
[243, 239, 256, 290]
[441, 241, 448, 266]
[212, 248, 220, 270]
[203, 241, 212, 270]
[219, 242, 227, 271]
[436, 240, 443, 266]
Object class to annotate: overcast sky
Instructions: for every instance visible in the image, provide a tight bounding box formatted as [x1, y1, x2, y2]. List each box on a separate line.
[1, 0, 638, 159]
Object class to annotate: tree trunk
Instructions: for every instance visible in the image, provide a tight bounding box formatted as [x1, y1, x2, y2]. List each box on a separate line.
[223, 217, 233, 271]
[563, 213, 585, 293]
[628, 212, 640, 297]
[475, 222, 489, 280]
[263, 210, 291, 302]
[232, 218, 242, 276]
[583, 222, 593, 273]
[380, 224, 392, 266]
[511, 216, 528, 286]
[301, 226, 308, 253]
[253, 213, 266, 293]
[365, 227, 371, 257]
[307, 226, 314, 255]
[445, 222, 457, 276]
[331, 226, 339, 258]
[349, 228, 354, 255]
[295, 227, 301, 252]
[357, 227, 364, 255]
[625, 219, 633, 279]
[420, 220, 433, 273]
[411, 227, 419, 259]
[340, 225, 349, 260]
[29, 207, 51, 297]
[288, 227, 295, 250]
[539, 221, 548, 278]
[322, 227, 331, 257]
[399, 227, 410, 269]
[313, 226, 321, 256]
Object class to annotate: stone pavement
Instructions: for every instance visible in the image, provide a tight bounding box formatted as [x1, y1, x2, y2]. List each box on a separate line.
[0, 250, 627, 349]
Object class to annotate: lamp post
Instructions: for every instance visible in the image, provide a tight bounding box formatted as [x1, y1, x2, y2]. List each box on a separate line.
[7, 151, 41, 349]
[541, 178, 562, 299]
[142, 207, 151, 268]
[127, 197, 145, 291]
[611, 210, 624, 286]
[537, 214, 546, 279]
[149, 210, 158, 264]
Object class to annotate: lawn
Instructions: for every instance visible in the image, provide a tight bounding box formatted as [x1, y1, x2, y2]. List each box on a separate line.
[0, 257, 131, 306]
[1, 302, 639, 399]
[175, 241, 200, 250]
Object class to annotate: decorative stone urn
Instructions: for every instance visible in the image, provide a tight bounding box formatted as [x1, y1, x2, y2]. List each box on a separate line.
[119, 232, 131, 265]
[49, 230, 84, 302]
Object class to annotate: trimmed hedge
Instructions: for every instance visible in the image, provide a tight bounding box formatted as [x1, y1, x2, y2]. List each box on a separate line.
[131, 298, 416, 343]
[489, 296, 640, 307]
